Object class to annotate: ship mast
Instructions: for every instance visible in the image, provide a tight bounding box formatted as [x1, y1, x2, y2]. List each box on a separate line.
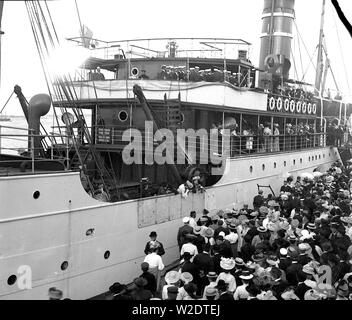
[315, 0, 326, 96]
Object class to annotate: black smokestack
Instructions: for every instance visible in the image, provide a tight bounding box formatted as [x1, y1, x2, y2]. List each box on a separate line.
[258, 0, 295, 88]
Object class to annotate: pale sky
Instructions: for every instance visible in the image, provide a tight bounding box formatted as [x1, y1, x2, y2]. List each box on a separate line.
[1, 0, 352, 115]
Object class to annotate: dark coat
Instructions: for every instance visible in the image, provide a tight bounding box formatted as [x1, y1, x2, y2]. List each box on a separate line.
[286, 262, 303, 286]
[144, 240, 165, 256]
[177, 225, 194, 249]
[193, 252, 214, 274]
[217, 292, 234, 300]
[140, 271, 157, 294]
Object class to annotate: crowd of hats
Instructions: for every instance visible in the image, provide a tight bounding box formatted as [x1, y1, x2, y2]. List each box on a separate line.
[107, 160, 352, 300]
[157, 65, 251, 86]
[166, 160, 352, 300]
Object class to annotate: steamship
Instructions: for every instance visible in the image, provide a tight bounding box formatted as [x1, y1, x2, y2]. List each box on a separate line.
[0, 0, 350, 299]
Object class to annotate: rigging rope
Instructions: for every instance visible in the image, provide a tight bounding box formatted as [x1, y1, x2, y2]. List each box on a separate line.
[0, 91, 14, 114]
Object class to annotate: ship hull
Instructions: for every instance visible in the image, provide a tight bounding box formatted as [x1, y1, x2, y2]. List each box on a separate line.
[0, 147, 340, 299]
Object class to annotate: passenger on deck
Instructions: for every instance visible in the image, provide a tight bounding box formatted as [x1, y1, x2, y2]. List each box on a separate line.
[95, 66, 105, 80]
[159, 65, 167, 80]
[139, 69, 150, 79]
[263, 123, 272, 152]
[273, 123, 280, 152]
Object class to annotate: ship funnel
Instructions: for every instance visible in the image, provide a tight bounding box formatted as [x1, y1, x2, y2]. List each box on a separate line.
[28, 94, 51, 156]
[258, 0, 295, 89]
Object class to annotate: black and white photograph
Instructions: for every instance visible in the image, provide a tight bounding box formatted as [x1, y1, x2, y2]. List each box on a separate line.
[0, 0, 352, 307]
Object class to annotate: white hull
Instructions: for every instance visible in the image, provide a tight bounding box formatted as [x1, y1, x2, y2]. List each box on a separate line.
[0, 147, 340, 299]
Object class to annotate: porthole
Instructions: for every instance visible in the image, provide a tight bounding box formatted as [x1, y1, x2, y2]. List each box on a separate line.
[274, 162, 277, 169]
[319, 155, 321, 159]
[262, 164, 265, 171]
[284, 161, 286, 167]
[315, 155, 317, 160]
[300, 158, 303, 164]
[118, 110, 128, 122]
[7, 275, 17, 286]
[61, 261, 68, 271]
[293, 160, 296, 165]
[131, 67, 139, 77]
[33, 191, 40, 199]
[86, 228, 95, 236]
[249, 166, 253, 173]
[104, 251, 110, 259]
[309, 157, 311, 162]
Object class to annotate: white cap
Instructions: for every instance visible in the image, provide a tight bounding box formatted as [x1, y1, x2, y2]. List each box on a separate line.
[280, 248, 288, 256]
[183, 217, 190, 223]
[219, 231, 225, 237]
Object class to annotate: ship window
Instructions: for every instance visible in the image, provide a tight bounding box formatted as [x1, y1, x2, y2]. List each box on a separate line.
[315, 155, 317, 160]
[284, 161, 286, 167]
[293, 160, 296, 165]
[329, 153, 331, 157]
[274, 162, 277, 169]
[319, 155, 321, 159]
[131, 67, 139, 77]
[104, 251, 111, 259]
[118, 110, 128, 122]
[61, 261, 68, 271]
[300, 158, 303, 164]
[7, 275, 17, 286]
[262, 164, 265, 171]
[323, 154, 325, 158]
[309, 157, 311, 162]
[33, 191, 40, 199]
[249, 166, 253, 173]
[86, 228, 95, 236]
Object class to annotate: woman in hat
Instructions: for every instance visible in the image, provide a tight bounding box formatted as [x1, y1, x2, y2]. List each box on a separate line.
[176, 272, 194, 300]
[202, 272, 218, 299]
[143, 245, 165, 292]
[216, 258, 237, 293]
[225, 221, 239, 258]
[162, 271, 181, 300]
[233, 270, 253, 300]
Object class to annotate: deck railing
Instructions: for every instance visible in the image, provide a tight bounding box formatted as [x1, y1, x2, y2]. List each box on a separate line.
[0, 124, 71, 174]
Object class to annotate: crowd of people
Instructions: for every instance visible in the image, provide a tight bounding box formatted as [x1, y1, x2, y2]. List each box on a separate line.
[108, 159, 352, 300]
[157, 65, 253, 87]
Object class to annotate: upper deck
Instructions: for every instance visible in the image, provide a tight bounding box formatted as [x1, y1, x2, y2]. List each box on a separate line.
[67, 37, 255, 83]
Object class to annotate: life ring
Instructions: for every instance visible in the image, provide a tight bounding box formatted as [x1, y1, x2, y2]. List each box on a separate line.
[307, 103, 312, 115]
[284, 99, 290, 112]
[296, 101, 302, 113]
[290, 100, 296, 113]
[302, 102, 307, 114]
[269, 97, 276, 111]
[276, 97, 283, 111]
[312, 103, 317, 115]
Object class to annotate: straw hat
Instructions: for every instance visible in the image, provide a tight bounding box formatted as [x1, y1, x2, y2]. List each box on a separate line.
[165, 271, 181, 285]
[203, 228, 214, 238]
[220, 257, 236, 270]
[180, 272, 193, 284]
